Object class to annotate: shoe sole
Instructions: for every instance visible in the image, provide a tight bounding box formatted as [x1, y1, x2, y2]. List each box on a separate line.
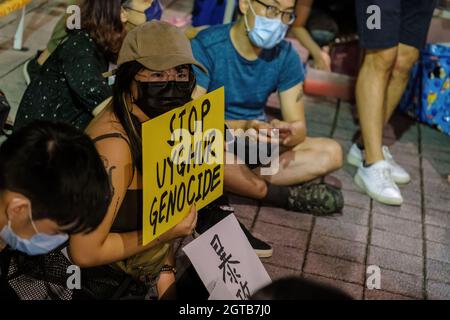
[354, 173, 403, 206]
[23, 60, 31, 85]
[193, 230, 273, 258]
[393, 176, 411, 185]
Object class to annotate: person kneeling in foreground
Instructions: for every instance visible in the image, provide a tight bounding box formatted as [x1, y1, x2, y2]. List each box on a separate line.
[0, 121, 111, 256]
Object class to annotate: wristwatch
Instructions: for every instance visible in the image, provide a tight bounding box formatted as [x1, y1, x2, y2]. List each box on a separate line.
[160, 264, 177, 275]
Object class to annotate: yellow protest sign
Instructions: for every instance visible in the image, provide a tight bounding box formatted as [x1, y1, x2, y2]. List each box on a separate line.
[142, 87, 225, 245]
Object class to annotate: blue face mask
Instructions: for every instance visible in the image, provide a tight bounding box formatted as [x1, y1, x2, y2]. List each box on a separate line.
[244, 1, 289, 50]
[145, 0, 163, 21]
[0, 210, 68, 256]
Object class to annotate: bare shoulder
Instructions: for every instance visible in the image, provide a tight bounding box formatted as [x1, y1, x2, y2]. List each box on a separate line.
[85, 105, 132, 169]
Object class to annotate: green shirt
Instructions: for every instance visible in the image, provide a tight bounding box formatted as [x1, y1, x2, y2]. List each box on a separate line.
[46, 0, 77, 54]
[15, 30, 112, 130]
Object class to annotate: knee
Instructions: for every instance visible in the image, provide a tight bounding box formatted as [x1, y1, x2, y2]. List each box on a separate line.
[364, 48, 398, 74]
[253, 179, 268, 198]
[320, 140, 343, 173]
[393, 47, 420, 79]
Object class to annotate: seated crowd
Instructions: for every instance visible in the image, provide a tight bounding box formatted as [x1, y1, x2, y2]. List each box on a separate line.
[2, 0, 427, 300]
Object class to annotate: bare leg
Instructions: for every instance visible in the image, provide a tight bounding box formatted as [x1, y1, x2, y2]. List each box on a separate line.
[383, 43, 420, 124]
[224, 153, 268, 199]
[257, 137, 343, 186]
[356, 47, 398, 164]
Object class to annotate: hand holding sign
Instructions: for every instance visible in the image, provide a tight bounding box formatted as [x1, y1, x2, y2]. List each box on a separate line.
[166, 204, 198, 239]
[142, 88, 225, 245]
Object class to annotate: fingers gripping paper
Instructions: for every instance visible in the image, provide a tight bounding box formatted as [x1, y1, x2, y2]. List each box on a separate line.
[142, 88, 225, 245]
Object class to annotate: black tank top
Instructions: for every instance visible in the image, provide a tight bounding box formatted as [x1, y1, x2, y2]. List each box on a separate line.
[92, 133, 142, 233]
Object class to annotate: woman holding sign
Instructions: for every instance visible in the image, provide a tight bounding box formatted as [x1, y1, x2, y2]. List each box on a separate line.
[68, 22, 203, 299]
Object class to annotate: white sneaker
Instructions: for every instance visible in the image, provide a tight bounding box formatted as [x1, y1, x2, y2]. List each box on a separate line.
[354, 160, 403, 206]
[347, 143, 365, 167]
[347, 144, 411, 184]
[382, 146, 411, 184]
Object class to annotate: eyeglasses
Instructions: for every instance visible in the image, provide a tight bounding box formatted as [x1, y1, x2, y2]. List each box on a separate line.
[137, 67, 191, 82]
[252, 0, 296, 25]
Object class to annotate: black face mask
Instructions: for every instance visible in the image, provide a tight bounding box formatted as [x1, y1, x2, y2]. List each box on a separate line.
[134, 78, 196, 119]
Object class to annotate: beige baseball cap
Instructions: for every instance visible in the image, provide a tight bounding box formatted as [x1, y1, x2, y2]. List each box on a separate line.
[118, 20, 207, 73]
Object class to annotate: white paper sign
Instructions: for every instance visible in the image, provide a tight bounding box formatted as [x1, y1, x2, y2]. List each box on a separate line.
[183, 214, 272, 300]
[208, 278, 237, 301]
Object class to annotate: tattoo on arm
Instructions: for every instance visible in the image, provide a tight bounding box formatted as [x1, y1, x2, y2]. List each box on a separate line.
[101, 156, 117, 197]
[296, 89, 304, 102]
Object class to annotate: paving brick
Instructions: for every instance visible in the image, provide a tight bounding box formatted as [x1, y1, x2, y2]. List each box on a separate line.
[263, 263, 300, 281]
[424, 196, 450, 213]
[400, 188, 422, 207]
[426, 259, 450, 283]
[371, 229, 423, 256]
[228, 194, 259, 206]
[372, 202, 422, 222]
[320, 205, 369, 227]
[239, 216, 254, 232]
[303, 273, 364, 300]
[233, 204, 259, 221]
[426, 280, 450, 300]
[372, 213, 422, 239]
[336, 112, 359, 130]
[364, 290, 414, 300]
[257, 206, 313, 232]
[392, 152, 420, 170]
[425, 208, 450, 229]
[308, 121, 333, 137]
[252, 221, 309, 249]
[305, 101, 336, 115]
[423, 180, 450, 201]
[262, 244, 304, 270]
[309, 232, 366, 264]
[333, 127, 357, 141]
[389, 142, 419, 156]
[431, 159, 450, 179]
[332, 170, 360, 192]
[425, 225, 450, 245]
[341, 190, 371, 210]
[303, 252, 365, 285]
[422, 159, 444, 182]
[426, 242, 450, 264]
[315, 218, 368, 243]
[368, 246, 423, 276]
[377, 268, 423, 298]
[399, 171, 421, 188]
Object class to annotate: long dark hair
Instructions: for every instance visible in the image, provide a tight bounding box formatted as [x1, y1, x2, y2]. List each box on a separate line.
[79, 0, 128, 62]
[112, 61, 145, 173]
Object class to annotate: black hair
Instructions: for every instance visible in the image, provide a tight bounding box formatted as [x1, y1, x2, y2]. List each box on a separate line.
[251, 276, 353, 300]
[112, 60, 146, 173]
[0, 121, 112, 234]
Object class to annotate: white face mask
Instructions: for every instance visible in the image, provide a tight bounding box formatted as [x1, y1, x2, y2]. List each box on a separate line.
[0, 206, 68, 256]
[244, 0, 289, 49]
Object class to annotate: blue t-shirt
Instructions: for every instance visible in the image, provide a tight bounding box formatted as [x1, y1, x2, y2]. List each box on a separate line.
[191, 23, 305, 120]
